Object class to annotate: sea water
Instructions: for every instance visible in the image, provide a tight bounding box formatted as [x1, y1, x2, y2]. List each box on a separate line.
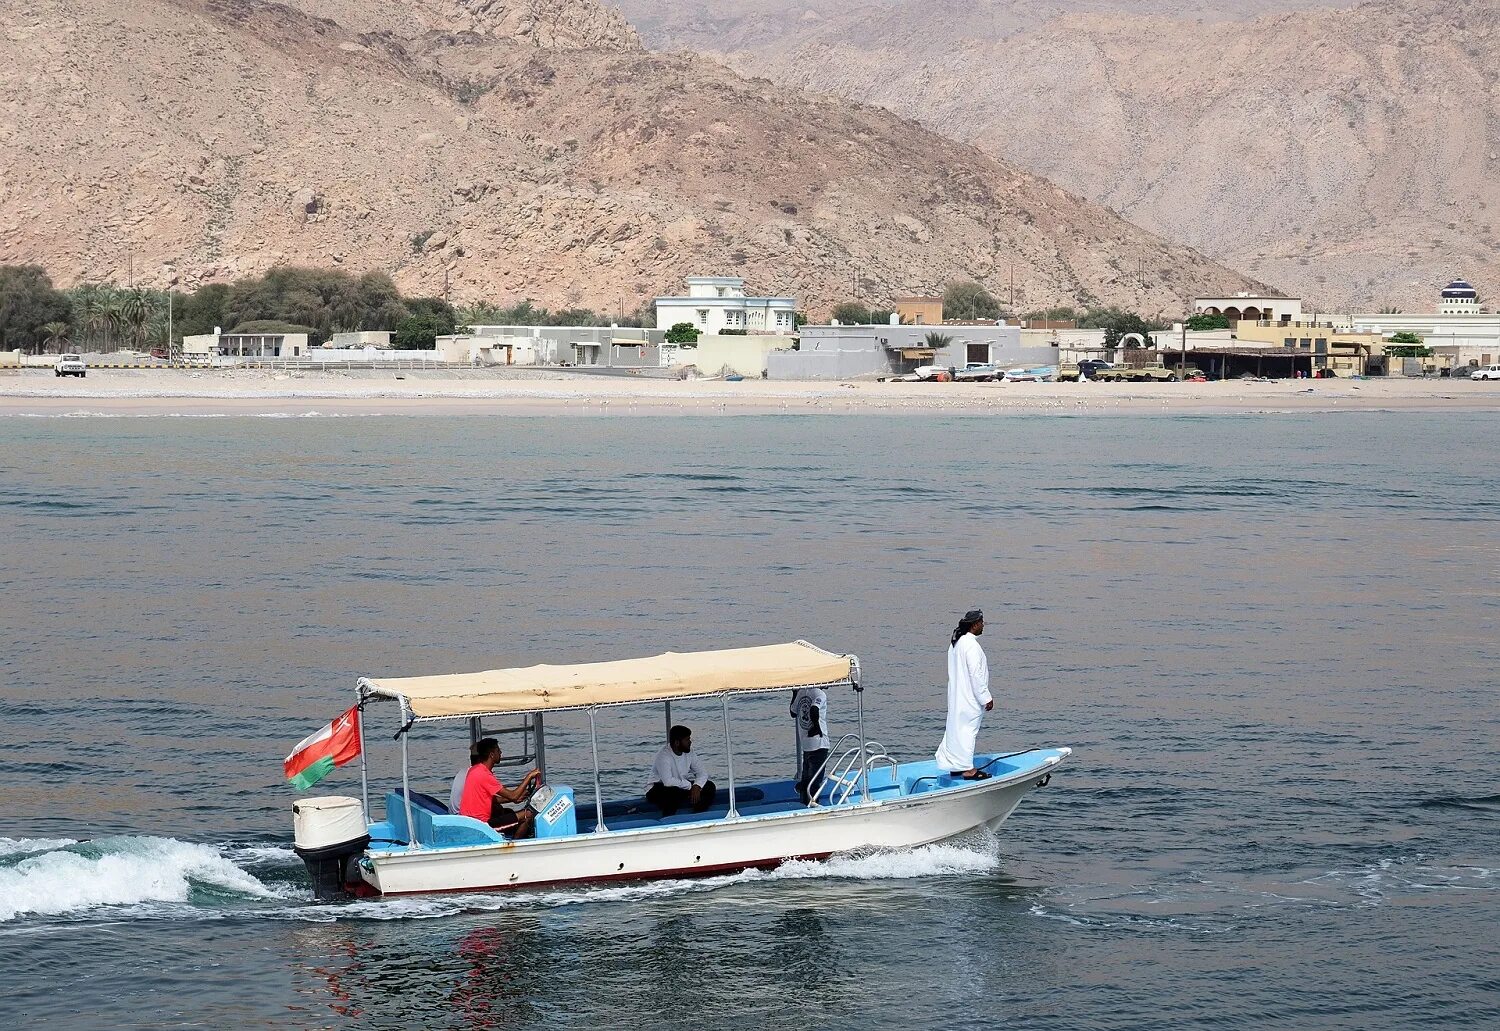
[1, 412, 1496, 1029]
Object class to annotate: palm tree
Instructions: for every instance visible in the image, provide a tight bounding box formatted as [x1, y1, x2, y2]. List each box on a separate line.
[42, 321, 70, 353]
[118, 287, 154, 351]
[923, 331, 954, 350]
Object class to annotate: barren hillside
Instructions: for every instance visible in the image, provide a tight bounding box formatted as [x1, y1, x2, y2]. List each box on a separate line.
[0, 0, 1263, 316]
[620, 0, 1498, 310]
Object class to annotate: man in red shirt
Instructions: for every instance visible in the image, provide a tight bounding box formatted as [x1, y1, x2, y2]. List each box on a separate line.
[459, 738, 541, 838]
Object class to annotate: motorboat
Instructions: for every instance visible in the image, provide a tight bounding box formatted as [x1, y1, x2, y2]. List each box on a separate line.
[1002, 365, 1058, 382]
[289, 641, 1071, 897]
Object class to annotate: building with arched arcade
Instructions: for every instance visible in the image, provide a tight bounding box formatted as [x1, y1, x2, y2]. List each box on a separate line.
[1193, 293, 1303, 326]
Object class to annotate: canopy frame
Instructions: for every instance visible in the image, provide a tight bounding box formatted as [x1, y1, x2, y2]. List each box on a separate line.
[355, 646, 863, 849]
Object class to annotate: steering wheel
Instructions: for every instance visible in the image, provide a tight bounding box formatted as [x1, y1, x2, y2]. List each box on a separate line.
[520, 770, 544, 808]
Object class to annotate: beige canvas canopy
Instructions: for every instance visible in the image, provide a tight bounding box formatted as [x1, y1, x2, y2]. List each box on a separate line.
[361, 640, 855, 720]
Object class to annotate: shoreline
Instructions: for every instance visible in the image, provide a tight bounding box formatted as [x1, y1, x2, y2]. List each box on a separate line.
[2, 369, 1498, 417]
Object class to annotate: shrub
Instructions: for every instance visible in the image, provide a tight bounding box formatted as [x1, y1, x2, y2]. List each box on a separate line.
[665, 321, 700, 344]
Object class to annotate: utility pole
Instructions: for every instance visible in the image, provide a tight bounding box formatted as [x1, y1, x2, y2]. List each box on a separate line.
[443, 265, 450, 305]
[1180, 316, 1187, 377]
[1009, 265, 1015, 309]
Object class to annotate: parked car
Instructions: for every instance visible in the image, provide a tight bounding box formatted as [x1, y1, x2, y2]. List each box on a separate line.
[1057, 359, 1110, 381]
[1472, 364, 1500, 381]
[54, 353, 86, 378]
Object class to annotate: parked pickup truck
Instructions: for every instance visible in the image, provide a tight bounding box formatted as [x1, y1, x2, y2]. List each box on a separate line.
[54, 353, 87, 378]
[1094, 364, 1177, 382]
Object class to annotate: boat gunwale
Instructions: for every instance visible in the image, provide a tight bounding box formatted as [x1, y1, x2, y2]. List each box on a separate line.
[364, 747, 1069, 866]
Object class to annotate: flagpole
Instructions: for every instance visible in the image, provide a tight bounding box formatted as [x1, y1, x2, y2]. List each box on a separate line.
[356, 690, 370, 822]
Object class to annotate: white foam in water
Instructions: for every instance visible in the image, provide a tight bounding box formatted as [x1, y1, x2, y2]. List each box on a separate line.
[264, 842, 1003, 923]
[0, 837, 79, 858]
[0, 836, 287, 923]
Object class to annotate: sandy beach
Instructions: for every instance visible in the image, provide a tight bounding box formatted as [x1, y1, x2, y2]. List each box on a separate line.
[3, 367, 1497, 416]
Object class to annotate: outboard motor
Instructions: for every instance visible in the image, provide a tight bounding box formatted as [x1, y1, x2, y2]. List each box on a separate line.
[292, 795, 370, 901]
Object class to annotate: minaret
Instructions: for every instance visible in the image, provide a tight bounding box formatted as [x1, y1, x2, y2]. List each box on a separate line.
[1438, 279, 1479, 315]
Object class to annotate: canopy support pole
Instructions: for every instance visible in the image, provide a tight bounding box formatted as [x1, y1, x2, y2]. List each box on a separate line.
[588, 707, 607, 834]
[664, 700, 673, 741]
[356, 691, 370, 823]
[722, 694, 739, 820]
[533, 712, 547, 782]
[400, 699, 419, 848]
[856, 676, 870, 805]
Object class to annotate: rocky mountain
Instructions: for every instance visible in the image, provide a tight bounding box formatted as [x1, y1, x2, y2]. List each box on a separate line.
[0, 0, 1263, 316]
[618, 0, 1500, 310]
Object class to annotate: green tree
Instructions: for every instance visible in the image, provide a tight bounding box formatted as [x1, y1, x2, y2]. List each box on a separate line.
[0, 265, 72, 353]
[942, 281, 1002, 321]
[1185, 312, 1230, 331]
[830, 301, 870, 324]
[869, 309, 895, 324]
[403, 296, 456, 333]
[1085, 307, 1164, 349]
[1022, 305, 1082, 323]
[922, 331, 954, 350]
[793, 311, 809, 329]
[225, 267, 409, 344]
[1388, 331, 1422, 345]
[42, 321, 71, 351]
[172, 283, 231, 340]
[665, 321, 700, 344]
[118, 287, 155, 350]
[394, 311, 446, 349]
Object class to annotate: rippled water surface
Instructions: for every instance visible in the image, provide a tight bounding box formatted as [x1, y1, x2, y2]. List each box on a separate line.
[2, 413, 1497, 1030]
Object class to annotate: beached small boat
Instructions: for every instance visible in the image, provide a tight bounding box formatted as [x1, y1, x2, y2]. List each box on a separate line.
[290, 641, 1071, 897]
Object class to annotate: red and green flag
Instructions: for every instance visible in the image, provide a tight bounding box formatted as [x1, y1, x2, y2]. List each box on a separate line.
[283, 705, 361, 791]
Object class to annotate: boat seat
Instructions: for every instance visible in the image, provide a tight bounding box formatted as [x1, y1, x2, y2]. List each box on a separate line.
[598, 786, 767, 820]
[394, 788, 450, 815]
[384, 790, 504, 848]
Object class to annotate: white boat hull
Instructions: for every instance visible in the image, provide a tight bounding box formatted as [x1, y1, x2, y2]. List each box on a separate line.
[361, 750, 1067, 895]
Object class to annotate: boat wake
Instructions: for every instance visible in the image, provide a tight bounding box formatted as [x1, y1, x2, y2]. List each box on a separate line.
[0, 836, 295, 925]
[1, 833, 1000, 928]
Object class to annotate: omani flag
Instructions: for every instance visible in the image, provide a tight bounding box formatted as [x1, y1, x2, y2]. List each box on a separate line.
[284, 706, 361, 790]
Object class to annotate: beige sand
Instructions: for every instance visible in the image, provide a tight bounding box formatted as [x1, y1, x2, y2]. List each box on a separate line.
[2, 368, 1498, 417]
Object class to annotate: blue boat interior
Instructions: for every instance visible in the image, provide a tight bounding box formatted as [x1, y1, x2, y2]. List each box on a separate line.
[364, 751, 1052, 853]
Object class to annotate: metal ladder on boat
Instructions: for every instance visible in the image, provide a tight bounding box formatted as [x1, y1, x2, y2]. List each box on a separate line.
[808, 733, 902, 807]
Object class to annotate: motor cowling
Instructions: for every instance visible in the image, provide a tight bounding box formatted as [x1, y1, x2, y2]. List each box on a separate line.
[292, 795, 370, 901]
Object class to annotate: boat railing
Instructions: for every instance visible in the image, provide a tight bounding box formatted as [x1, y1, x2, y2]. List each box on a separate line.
[810, 735, 902, 807]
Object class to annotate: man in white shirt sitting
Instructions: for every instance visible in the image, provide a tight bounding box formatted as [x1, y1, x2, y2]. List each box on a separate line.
[646, 724, 717, 816]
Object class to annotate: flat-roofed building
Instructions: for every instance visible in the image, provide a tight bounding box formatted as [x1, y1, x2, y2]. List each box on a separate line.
[894, 297, 943, 325]
[655, 276, 796, 336]
[1194, 293, 1302, 327]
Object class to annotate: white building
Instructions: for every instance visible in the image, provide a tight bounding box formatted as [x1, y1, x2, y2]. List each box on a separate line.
[435, 325, 664, 367]
[767, 323, 1051, 380]
[654, 277, 796, 336]
[1350, 279, 1500, 368]
[181, 329, 309, 360]
[1194, 293, 1303, 327]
